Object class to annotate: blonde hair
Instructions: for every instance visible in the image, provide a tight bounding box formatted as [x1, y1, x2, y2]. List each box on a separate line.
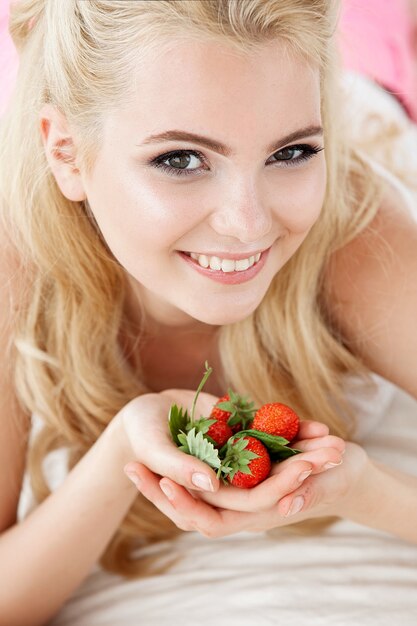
[1, 0, 381, 577]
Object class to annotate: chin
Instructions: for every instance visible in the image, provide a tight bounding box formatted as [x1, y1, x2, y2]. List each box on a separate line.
[185, 301, 260, 326]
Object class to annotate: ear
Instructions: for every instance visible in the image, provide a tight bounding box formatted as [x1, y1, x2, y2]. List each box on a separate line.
[39, 104, 87, 201]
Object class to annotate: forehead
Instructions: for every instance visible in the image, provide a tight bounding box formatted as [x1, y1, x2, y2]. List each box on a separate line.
[106, 38, 321, 146]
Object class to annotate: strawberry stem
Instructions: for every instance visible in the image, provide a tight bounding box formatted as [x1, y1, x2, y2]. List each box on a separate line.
[190, 360, 213, 424]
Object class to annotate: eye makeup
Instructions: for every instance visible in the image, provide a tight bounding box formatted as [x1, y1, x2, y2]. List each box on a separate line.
[148, 144, 323, 178]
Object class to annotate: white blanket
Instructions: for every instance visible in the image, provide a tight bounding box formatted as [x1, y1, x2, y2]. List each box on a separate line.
[33, 382, 415, 626]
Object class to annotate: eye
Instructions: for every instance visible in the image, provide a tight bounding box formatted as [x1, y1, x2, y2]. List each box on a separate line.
[150, 149, 207, 177]
[268, 144, 323, 167]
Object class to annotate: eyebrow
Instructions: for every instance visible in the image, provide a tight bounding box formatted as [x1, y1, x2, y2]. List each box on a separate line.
[139, 125, 323, 156]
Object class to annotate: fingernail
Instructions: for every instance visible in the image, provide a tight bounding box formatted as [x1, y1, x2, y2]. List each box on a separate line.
[298, 469, 312, 483]
[191, 472, 214, 492]
[324, 460, 343, 470]
[125, 471, 141, 489]
[285, 495, 304, 517]
[160, 481, 174, 501]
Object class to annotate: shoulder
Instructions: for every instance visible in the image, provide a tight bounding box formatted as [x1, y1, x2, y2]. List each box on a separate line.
[325, 177, 416, 301]
[323, 175, 417, 396]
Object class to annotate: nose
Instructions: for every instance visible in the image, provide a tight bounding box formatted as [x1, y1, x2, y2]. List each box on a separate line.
[208, 178, 272, 244]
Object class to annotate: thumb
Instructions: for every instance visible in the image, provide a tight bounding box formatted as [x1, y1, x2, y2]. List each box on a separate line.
[124, 440, 219, 493]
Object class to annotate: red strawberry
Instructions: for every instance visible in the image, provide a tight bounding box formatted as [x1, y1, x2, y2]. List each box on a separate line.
[210, 394, 231, 423]
[252, 403, 300, 442]
[206, 419, 233, 448]
[223, 435, 271, 489]
[210, 390, 255, 432]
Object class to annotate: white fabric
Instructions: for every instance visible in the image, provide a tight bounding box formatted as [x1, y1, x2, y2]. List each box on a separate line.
[21, 384, 417, 626]
[17, 76, 417, 624]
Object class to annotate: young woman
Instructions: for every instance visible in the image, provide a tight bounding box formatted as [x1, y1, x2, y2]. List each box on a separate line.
[0, 1, 416, 624]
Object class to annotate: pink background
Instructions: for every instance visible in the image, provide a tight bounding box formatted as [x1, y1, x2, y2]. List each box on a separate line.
[1, 0, 416, 120]
[0, 0, 18, 117]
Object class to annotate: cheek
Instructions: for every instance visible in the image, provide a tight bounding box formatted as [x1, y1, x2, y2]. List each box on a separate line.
[83, 164, 202, 256]
[273, 164, 327, 234]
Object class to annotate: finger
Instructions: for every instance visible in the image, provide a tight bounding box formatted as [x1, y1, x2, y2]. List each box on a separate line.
[123, 395, 220, 494]
[134, 464, 248, 537]
[124, 439, 220, 494]
[197, 459, 314, 513]
[271, 445, 344, 476]
[294, 435, 346, 455]
[158, 476, 255, 537]
[295, 420, 329, 441]
[129, 464, 195, 531]
[277, 475, 323, 518]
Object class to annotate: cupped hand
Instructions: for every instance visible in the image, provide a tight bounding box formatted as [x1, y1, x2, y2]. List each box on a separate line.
[197, 419, 346, 513]
[125, 419, 369, 538]
[119, 388, 223, 493]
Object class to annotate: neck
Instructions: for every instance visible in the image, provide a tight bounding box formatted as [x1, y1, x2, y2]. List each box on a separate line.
[140, 325, 224, 395]
[123, 278, 224, 394]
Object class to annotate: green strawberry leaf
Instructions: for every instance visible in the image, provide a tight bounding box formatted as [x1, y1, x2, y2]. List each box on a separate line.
[178, 428, 221, 470]
[215, 389, 256, 430]
[232, 429, 302, 460]
[235, 428, 289, 445]
[168, 404, 191, 446]
[268, 447, 302, 461]
[194, 417, 216, 435]
[219, 436, 260, 481]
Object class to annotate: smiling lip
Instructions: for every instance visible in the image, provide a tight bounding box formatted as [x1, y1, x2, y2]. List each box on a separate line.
[178, 247, 270, 285]
[183, 249, 266, 260]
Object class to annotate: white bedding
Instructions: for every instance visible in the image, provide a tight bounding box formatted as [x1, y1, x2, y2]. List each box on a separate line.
[26, 381, 415, 626]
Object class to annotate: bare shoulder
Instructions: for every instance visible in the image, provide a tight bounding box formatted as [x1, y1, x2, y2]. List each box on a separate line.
[325, 181, 417, 299]
[0, 222, 31, 533]
[323, 180, 417, 397]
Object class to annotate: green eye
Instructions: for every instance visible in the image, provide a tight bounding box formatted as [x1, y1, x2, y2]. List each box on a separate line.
[166, 153, 200, 169]
[275, 147, 303, 161]
[152, 150, 207, 177]
[269, 144, 323, 166]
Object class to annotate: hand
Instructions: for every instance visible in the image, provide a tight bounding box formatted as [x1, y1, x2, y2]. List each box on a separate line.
[118, 389, 224, 493]
[126, 418, 362, 537]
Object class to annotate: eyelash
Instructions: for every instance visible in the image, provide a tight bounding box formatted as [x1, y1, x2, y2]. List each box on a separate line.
[149, 144, 324, 178]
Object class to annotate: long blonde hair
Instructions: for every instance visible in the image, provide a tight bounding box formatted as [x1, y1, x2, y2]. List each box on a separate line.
[1, 0, 381, 577]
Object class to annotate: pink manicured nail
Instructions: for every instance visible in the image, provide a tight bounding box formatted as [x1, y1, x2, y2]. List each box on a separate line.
[298, 469, 312, 483]
[324, 460, 343, 470]
[192, 473, 214, 491]
[125, 471, 141, 489]
[160, 481, 174, 501]
[285, 495, 304, 517]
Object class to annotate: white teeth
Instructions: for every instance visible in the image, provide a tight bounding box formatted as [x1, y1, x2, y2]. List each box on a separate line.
[186, 251, 263, 272]
[235, 258, 250, 271]
[209, 256, 222, 270]
[221, 259, 236, 273]
[198, 254, 209, 268]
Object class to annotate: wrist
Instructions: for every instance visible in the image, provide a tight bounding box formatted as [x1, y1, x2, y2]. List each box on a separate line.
[337, 457, 417, 543]
[105, 410, 136, 468]
[336, 455, 379, 521]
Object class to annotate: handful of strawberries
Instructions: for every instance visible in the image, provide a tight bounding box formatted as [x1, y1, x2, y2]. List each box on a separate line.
[169, 362, 302, 489]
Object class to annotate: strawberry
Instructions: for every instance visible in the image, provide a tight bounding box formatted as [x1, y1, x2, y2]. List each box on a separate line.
[206, 419, 233, 448]
[210, 394, 231, 423]
[223, 435, 271, 489]
[251, 403, 300, 442]
[210, 389, 255, 432]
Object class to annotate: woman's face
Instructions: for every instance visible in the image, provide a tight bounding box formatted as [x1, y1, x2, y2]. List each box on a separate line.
[80, 38, 326, 327]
